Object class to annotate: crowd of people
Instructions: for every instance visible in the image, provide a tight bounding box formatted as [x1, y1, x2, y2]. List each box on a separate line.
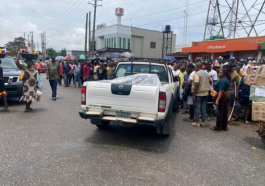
[169, 56, 254, 131]
[55, 59, 117, 88]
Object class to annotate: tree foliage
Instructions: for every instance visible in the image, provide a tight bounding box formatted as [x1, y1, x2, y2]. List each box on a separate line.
[46, 48, 58, 57]
[5, 37, 26, 56]
[60, 48, 67, 56]
[207, 35, 226, 40]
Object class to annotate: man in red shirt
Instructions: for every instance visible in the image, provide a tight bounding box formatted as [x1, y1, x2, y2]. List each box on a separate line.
[35, 61, 41, 74]
[83, 61, 91, 81]
[59, 61, 63, 85]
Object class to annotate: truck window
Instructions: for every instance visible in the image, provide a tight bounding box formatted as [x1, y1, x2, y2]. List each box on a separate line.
[116, 64, 168, 83]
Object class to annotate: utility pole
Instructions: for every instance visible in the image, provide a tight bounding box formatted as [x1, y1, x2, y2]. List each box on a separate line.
[85, 13, 88, 56]
[89, 11, 91, 57]
[88, 0, 102, 57]
[27, 34, 30, 50]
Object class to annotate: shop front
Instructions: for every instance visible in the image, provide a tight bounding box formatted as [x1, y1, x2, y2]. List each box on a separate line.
[182, 36, 265, 62]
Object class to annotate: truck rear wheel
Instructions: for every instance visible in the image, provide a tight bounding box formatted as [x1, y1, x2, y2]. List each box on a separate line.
[157, 111, 172, 137]
[172, 96, 180, 112]
[96, 120, 110, 129]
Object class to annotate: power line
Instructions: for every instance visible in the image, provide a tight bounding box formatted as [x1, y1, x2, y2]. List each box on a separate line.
[47, 7, 94, 38]
[45, 4, 90, 35]
[96, 0, 208, 24]
[38, 0, 84, 31]
[135, 10, 207, 27]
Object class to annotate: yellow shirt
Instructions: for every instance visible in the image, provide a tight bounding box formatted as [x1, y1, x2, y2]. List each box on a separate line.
[178, 71, 186, 89]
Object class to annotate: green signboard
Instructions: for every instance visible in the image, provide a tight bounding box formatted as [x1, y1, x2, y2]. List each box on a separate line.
[261, 42, 265, 50]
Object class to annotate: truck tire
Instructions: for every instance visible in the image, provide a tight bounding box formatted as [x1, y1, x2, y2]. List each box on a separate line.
[172, 96, 180, 112]
[96, 120, 110, 129]
[157, 110, 172, 137]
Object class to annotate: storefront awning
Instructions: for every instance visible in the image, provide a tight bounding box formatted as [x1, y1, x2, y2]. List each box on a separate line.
[182, 42, 260, 53]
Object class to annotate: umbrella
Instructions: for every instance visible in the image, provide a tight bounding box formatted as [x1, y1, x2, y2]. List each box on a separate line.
[63, 55, 75, 61]
[74, 54, 88, 61]
[120, 52, 134, 58]
[162, 56, 177, 62]
[111, 52, 120, 58]
[55, 56, 64, 60]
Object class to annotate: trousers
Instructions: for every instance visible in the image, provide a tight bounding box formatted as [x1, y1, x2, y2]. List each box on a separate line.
[216, 92, 230, 130]
[49, 79, 58, 98]
[193, 96, 208, 123]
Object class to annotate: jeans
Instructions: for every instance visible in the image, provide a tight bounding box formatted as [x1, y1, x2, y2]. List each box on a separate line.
[74, 73, 81, 87]
[49, 79, 58, 98]
[193, 96, 208, 123]
[85, 77, 91, 81]
[64, 74, 70, 86]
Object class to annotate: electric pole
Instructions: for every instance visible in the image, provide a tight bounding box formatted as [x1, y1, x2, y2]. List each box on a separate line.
[85, 13, 88, 56]
[88, 0, 102, 57]
[89, 11, 91, 57]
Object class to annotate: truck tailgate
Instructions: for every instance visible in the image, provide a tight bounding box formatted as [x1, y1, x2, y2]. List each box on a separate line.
[86, 82, 159, 114]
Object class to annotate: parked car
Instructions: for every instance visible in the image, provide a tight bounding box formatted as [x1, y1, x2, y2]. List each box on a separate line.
[39, 62, 47, 73]
[0, 56, 23, 99]
[79, 62, 180, 136]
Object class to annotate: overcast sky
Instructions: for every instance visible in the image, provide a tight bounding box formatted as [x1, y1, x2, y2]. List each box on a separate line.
[0, 0, 264, 52]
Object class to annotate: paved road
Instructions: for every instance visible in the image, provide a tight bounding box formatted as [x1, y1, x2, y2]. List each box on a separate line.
[0, 74, 264, 186]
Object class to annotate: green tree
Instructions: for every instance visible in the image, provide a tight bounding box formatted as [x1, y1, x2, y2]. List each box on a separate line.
[60, 48, 67, 56]
[46, 48, 58, 57]
[207, 35, 226, 40]
[5, 37, 26, 56]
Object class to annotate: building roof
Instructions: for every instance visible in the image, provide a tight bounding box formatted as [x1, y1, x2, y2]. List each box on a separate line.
[97, 24, 176, 35]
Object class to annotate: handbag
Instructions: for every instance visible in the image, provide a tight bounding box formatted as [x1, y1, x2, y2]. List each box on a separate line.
[210, 90, 218, 97]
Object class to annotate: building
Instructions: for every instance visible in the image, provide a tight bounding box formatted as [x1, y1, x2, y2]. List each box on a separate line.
[182, 36, 265, 62]
[94, 8, 176, 59]
[66, 50, 85, 56]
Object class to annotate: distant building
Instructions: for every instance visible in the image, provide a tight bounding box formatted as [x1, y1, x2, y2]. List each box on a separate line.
[66, 50, 85, 56]
[93, 7, 176, 59]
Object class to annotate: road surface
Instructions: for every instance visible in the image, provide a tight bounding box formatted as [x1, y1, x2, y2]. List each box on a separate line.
[0, 74, 264, 186]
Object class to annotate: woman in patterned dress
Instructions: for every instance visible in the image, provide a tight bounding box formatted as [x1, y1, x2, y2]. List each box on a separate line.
[16, 53, 38, 112]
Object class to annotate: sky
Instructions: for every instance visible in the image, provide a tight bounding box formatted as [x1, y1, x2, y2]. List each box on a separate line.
[0, 0, 264, 52]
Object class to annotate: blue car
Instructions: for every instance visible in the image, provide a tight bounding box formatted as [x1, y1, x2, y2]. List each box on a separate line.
[0, 56, 23, 99]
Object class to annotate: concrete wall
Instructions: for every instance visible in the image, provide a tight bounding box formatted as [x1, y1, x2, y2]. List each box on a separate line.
[131, 27, 176, 59]
[95, 25, 131, 50]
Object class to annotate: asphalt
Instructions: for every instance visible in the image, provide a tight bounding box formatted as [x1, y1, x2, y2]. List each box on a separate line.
[0, 73, 264, 186]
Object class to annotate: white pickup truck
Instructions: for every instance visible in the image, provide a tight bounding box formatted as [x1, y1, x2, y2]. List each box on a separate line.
[79, 62, 180, 136]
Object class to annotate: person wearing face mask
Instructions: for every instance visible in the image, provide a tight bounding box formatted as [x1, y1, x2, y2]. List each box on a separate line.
[46, 56, 60, 100]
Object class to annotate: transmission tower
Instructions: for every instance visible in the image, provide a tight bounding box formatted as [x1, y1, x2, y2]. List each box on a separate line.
[203, 0, 265, 40]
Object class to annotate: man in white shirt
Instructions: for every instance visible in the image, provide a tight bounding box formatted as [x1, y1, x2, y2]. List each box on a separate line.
[205, 62, 217, 121]
[172, 62, 180, 77]
[241, 58, 250, 74]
